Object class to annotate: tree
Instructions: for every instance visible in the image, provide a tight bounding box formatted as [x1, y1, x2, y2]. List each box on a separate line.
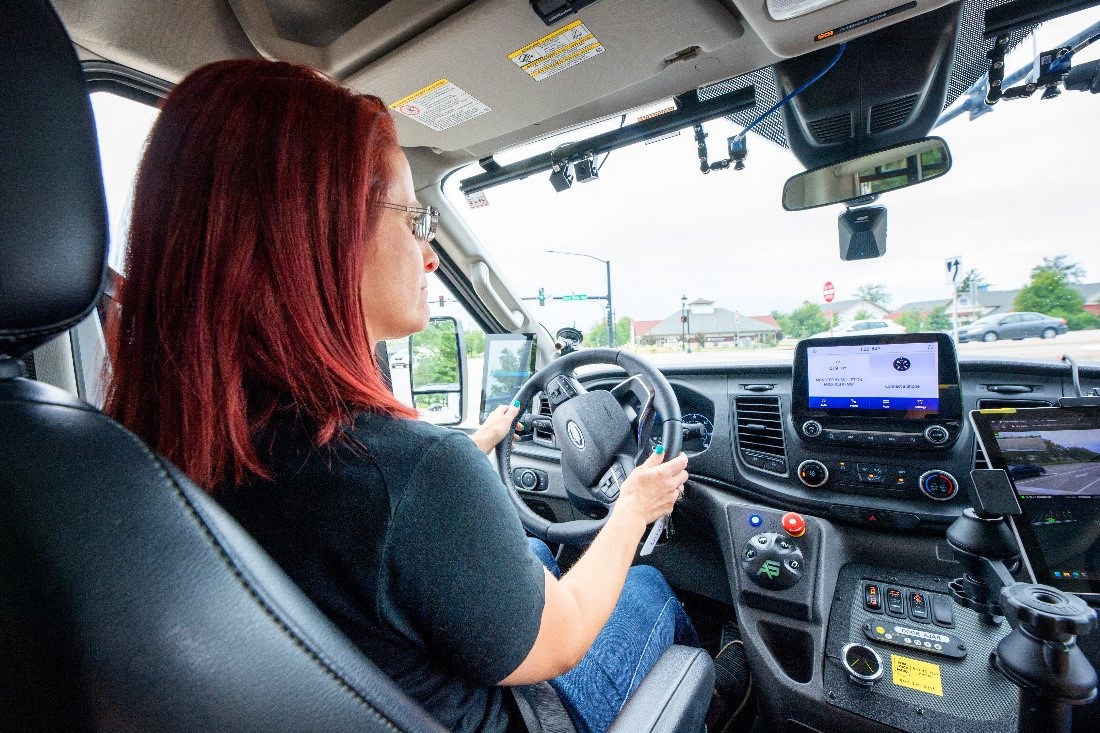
[1032, 255, 1086, 284]
[585, 316, 632, 348]
[895, 309, 923, 333]
[956, 268, 988, 295]
[923, 305, 952, 331]
[772, 302, 831, 339]
[853, 283, 891, 309]
[852, 308, 873, 321]
[1014, 269, 1099, 330]
[464, 328, 485, 358]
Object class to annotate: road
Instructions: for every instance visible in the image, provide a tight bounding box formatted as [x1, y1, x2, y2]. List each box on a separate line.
[1016, 462, 1100, 497]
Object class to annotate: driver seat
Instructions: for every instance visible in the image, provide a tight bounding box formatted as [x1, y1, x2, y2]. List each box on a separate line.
[0, 2, 713, 731]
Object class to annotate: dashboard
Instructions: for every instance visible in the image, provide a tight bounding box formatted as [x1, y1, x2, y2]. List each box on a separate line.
[509, 344, 1100, 733]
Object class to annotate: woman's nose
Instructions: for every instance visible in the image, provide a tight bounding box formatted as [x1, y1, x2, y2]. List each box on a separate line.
[423, 242, 439, 273]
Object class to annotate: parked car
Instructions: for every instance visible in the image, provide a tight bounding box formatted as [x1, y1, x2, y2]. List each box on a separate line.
[389, 349, 410, 369]
[808, 319, 906, 340]
[957, 312, 1068, 342]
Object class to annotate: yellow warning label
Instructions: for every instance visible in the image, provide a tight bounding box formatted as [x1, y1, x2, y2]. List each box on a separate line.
[891, 654, 943, 697]
[509, 20, 604, 81]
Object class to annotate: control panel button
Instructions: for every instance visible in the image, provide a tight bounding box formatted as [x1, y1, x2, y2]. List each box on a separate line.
[908, 591, 930, 621]
[923, 425, 950, 445]
[885, 587, 906, 618]
[741, 533, 803, 591]
[930, 593, 956, 628]
[864, 583, 883, 612]
[802, 420, 822, 438]
[781, 511, 806, 538]
[841, 643, 884, 686]
[856, 463, 884, 483]
[797, 460, 829, 488]
[918, 470, 959, 501]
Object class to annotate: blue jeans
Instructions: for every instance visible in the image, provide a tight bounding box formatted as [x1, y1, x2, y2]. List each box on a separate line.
[527, 538, 699, 733]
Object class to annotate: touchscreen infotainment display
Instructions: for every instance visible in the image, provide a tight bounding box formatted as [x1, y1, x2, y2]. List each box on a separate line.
[806, 341, 939, 412]
[970, 407, 1100, 598]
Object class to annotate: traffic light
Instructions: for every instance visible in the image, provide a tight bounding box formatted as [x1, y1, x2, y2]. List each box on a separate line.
[680, 315, 686, 323]
[538, 287, 546, 306]
[438, 295, 445, 307]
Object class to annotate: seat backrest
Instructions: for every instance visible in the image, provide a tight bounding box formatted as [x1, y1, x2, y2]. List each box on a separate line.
[0, 3, 445, 730]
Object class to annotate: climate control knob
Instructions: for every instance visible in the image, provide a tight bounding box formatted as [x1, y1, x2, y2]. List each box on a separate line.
[918, 470, 959, 501]
[797, 460, 829, 488]
[923, 425, 950, 445]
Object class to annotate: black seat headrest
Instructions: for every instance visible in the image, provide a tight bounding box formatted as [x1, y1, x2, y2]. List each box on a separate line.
[0, 0, 108, 359]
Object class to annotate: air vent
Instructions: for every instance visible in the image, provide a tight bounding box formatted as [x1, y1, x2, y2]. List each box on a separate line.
[869, 95, 918, 133]
[972, 398, 1053, 469]
[734, 395, 788, 475]
[808, 113, 852, 144]
[533, 393, 555, 447]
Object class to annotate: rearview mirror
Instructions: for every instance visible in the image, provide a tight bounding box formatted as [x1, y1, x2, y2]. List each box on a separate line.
[782, 137, 951, 211]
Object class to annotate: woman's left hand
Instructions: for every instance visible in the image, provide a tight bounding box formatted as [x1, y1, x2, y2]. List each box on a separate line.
[471, 401, 522, 454]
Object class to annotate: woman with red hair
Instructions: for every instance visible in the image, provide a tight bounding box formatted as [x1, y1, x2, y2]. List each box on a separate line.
[106, 59, 697, 733]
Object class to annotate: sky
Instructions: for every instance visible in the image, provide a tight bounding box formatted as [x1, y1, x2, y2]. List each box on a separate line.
[91, 8, 1100, 339]
[440, 9, 1100, 334]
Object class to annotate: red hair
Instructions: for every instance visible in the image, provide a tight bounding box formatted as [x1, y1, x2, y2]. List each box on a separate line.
[104, 58, 415, 492]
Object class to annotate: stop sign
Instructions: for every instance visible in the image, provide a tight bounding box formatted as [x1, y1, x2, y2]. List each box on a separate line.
[823, 281, 835, 303]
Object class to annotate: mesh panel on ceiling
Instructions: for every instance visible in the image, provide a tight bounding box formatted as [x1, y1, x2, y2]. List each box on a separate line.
[695, 0, 1034, 149]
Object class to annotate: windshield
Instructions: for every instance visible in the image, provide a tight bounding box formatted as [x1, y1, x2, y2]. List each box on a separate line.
[441, 9, 1100, 367]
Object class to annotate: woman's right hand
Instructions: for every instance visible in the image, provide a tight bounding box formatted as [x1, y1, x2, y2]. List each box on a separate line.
[616, 449, 689, 526]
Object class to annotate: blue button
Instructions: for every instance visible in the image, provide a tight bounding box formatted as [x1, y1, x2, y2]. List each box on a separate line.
[749, 514, 763, 527]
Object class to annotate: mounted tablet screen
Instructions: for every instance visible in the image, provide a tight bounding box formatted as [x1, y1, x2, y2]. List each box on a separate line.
[970, 406, 1100, 599]
[480, 334, 537, 423]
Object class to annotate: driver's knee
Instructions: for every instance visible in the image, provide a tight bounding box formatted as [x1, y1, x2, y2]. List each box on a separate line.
[528, 537, 561, 577]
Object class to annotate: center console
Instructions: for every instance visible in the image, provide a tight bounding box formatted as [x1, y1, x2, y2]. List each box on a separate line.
[789, 333, 965, 505]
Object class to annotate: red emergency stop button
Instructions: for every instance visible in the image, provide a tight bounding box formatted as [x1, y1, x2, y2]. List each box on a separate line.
[782, 511, 806, 538]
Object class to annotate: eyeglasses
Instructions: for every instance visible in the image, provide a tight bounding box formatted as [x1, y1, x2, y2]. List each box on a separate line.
[373, 202, 439, 243]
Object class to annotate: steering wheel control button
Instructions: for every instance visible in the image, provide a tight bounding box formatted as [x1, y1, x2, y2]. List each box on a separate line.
[918, 470, 959, 501]
[797, 459, 828, 488]
[801, 420, 822, 438]
[742, 533, 804, 591]
[862, 623, 967, 659]
[908, 591, 930, 621]
[923, 424, 950, 445]
[841, 643, 884, 687]
[781, 511, 806, 538]
[864, 583, 883, 613]
[749, 514, 763, 528]
[885, 587, 906, 618]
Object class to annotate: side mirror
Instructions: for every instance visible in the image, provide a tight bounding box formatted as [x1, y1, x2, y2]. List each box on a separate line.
[783, 137, 952, 211]
[396, 316, 466, 425]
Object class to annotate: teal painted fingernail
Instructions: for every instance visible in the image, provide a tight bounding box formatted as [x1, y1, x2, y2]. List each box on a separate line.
[512, 400, 521, 408]
[654, 445, 664, 455]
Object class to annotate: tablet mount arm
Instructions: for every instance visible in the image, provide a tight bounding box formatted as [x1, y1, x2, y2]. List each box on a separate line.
[947, 469, 1098, 733]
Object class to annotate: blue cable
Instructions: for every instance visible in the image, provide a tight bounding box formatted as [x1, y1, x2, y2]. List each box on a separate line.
[732, 42, 848, 142]
[1050, 31, 1100, 73]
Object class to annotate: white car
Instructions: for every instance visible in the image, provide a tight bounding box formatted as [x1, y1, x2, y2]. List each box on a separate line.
[809, 320, 906, 340]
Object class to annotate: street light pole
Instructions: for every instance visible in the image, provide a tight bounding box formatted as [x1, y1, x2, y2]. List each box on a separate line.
[681, 295, 687, 352]
[547, 250, 614, 347]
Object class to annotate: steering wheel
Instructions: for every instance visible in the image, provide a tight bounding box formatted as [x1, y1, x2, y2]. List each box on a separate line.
[495, 348, 682, 545]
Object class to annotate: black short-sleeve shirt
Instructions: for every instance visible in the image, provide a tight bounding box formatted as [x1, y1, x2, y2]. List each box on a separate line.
[221, 412, 546, 732]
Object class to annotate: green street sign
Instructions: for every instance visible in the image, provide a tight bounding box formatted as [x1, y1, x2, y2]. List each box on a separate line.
[561, 294, 588, 301]
[757, 560, 781, 580]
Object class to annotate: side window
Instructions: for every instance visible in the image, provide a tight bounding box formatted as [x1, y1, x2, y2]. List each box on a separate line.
[387, 272, 487, 429]
[90, 92, 159, 275]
